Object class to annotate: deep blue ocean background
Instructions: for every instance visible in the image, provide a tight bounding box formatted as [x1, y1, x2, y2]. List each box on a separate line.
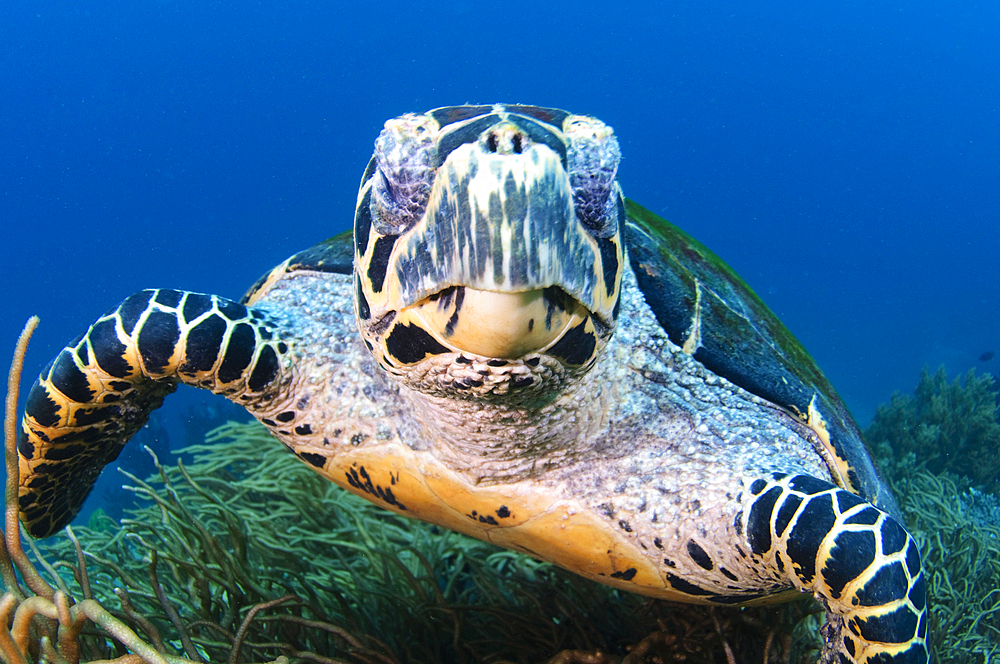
[2, 1, 997, 521]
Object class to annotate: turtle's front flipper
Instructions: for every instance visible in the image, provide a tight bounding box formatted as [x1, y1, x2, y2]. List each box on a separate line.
[18, 289, 292, 538]
[741, 474, 928, 663]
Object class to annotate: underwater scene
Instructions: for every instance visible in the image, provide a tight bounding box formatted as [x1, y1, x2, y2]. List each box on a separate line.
[2, 1, 998, 663]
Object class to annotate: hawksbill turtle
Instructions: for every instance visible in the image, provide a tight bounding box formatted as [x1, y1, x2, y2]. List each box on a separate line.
[17, 104, 928, 663]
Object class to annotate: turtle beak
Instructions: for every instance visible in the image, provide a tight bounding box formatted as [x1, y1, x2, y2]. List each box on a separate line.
[402, 285, 592, 360]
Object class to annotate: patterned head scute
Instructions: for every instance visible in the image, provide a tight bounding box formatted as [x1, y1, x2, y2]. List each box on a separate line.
[354, 104, 625, 384]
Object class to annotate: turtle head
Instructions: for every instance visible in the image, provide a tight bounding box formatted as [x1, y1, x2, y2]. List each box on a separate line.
[353, 104, 624, 400]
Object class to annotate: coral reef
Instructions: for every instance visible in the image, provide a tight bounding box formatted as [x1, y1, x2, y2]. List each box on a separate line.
[5, 318, 998, 662]
[866, 366, 1000, 662]
[890, 472, 1000, 662]
[866, 366, 1000, 491]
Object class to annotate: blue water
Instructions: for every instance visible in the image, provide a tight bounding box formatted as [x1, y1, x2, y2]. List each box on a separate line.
[1, 1, 998, 516]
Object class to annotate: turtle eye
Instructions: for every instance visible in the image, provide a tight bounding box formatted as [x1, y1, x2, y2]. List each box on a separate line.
[371, 113, 438, 235]
[565, 116, 621, 238]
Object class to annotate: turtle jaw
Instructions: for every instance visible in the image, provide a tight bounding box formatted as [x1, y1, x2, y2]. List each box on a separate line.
[362, 282, 612, 398]
[402, 285, 593, 361]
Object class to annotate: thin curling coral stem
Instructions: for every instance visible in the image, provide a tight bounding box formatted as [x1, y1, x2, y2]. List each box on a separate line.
[72, 600, 172, 664]
[0, 319, 41, 598]
[0, 592, 29, 664]
[3, 316, 55, 601]
[228, 594, 296, 664]
[11, 595, 59, 657]
[65, 526, 91, 600]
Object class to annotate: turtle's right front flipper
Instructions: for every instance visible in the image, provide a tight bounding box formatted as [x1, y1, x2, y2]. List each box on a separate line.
[18, 289, 292, 538]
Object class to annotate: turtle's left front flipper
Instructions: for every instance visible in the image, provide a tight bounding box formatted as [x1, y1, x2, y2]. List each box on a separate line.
[18, 289, 292, 538]
[741, 474, 929, 664]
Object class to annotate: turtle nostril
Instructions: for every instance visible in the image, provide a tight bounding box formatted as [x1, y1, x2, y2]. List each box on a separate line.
[486, 125, 528, 155]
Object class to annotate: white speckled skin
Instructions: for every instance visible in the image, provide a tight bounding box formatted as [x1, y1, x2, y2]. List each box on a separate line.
[251, 262, 832, 604]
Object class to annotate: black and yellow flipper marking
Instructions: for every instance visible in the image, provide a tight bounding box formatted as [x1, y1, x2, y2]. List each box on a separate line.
[18, 288, 292, 538]
[742, 474, 928, 664]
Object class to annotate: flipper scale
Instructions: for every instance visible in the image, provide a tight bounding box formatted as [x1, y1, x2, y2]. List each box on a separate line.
[18, 289, 291, 537]
[742, 474, 929, 663]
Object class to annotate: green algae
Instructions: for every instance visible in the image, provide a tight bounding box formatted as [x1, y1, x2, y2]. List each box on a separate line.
[867, 366, 1000, 491]
[892, 472, 1000, 662]
[866, 366, 1000, 662]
